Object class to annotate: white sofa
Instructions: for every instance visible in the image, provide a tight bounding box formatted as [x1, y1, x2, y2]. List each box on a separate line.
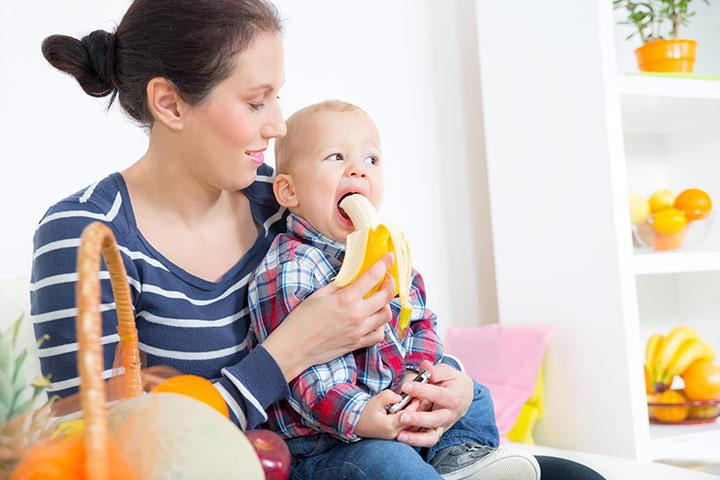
[1, 277, 716, 479]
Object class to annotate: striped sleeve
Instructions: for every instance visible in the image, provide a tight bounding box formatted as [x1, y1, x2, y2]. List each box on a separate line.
[216, 345, 289, 431]
[30, 200, 141, 398]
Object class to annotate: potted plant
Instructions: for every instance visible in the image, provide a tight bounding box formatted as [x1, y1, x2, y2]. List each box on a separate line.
[614, 0, 710, 73]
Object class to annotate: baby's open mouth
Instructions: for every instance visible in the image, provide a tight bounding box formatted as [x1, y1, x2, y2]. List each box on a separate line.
[337, 192, 362, 222]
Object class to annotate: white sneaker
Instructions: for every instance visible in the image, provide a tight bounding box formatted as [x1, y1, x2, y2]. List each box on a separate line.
[430, 443, 541, 480]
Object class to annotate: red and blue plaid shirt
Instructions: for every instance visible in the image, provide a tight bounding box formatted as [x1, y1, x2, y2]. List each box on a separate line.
[248, 213, 443, 442]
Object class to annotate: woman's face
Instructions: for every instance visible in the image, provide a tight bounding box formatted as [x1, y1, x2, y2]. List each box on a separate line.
[182, 32, 286, 192]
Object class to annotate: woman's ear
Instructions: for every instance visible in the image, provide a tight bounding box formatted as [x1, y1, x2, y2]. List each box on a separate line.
[273, 174, 299, 208]
[146, 77, 187, 130]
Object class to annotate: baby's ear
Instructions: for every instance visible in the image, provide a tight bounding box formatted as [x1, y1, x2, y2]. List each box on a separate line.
[273, 174, 299, 208]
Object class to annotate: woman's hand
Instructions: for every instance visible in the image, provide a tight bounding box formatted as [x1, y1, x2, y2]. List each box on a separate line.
[395, 360, 474, 448]
[261, 253, 395, 381]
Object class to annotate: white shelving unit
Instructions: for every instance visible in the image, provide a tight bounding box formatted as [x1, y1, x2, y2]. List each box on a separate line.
[632, 252, 720, 275]
[473, 0, 720, 466]
[622, 70, 720, 461]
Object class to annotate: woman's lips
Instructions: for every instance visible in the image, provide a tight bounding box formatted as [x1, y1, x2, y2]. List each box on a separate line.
[246, 149, 265, 166]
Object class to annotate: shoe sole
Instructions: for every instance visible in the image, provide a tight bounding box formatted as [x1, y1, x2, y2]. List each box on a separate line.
[440, 449, 541, 480]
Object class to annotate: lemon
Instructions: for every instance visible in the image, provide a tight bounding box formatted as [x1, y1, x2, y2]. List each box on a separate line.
[652, 208, 687, 235]
[629, 193, 651, 225]
[649, 189, 676, 213]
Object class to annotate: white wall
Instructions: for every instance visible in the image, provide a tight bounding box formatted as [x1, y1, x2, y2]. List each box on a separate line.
[0, 1, 497, 331]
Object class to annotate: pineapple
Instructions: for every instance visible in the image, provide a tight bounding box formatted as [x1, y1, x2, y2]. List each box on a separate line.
[0, 316, 55, 478]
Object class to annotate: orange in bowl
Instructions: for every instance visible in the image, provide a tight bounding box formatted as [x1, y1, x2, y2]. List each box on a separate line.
[683, 361, 720, 401]
[651, 208, 687, 235]
[674, 188, 712, 221]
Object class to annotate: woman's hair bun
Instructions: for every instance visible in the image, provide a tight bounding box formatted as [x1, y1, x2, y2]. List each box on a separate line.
[42, 29, 117, 98]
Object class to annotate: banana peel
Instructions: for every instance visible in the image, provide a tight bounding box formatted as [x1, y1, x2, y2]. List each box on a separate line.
[335, 194, 413, 339]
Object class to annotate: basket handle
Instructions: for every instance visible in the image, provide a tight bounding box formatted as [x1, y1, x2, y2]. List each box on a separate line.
[76, 222, 143, 479]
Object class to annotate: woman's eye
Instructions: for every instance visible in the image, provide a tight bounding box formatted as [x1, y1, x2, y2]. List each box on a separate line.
[364, 156, 379, 165]
[325, 153, 344, 162]
[249, 103, 265, 111]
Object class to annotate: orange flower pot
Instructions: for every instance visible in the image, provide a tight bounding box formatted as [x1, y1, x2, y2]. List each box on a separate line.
[635, 39, 697, 73]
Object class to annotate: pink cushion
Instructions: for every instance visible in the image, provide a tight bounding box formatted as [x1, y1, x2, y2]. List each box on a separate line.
[444, 324, 553, 436]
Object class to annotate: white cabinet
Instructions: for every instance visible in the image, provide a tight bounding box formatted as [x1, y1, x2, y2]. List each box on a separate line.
[474, 0, 720, 464]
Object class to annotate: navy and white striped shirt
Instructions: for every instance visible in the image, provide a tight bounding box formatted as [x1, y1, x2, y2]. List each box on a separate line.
[30, 164, 289, 430]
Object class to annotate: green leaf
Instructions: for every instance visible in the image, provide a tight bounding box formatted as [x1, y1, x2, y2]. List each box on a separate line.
[0, 401, 9, 423]
[10, 315, 23, 348]
[0, 334, 12, 373]
[0, 369, 13, 402]
[10, 396, 36, 419]
[12, 349, 29, 388]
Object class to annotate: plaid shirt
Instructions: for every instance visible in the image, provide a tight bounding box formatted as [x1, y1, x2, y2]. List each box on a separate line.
[248, 213, 443, 442]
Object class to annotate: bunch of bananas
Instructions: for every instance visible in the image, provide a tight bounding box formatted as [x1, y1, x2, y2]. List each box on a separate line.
[645, 326, 715, 393]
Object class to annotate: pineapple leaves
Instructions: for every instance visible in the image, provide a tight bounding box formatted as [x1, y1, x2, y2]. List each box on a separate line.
[0, 315, 52, 425]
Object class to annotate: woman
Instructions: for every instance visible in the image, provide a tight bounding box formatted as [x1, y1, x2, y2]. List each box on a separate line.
[33, 1, 604, 478]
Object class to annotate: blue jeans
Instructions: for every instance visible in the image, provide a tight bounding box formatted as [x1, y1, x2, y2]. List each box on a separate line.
[288, 381, 499, 480]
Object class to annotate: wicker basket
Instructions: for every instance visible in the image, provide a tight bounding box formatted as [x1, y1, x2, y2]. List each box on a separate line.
[74, 221, 143, 479]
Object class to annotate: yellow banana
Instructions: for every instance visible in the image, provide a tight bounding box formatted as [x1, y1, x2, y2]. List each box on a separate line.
[644, 334, 664, 389]
[662, 339, 715, 384]
[645, 334, 663, 368]
[653, 326, 700, 384]
[335, 194, 413, 339]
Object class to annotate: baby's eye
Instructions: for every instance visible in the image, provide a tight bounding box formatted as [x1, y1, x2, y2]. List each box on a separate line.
[325, 153, 344, 162]
[249, 103, 265, 111]
[364, 156, 379, 166]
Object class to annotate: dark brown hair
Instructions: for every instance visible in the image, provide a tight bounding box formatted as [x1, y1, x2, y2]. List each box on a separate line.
[41, 0, 282, 127]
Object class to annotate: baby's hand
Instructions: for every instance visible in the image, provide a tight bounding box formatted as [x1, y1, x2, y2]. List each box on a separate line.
[354, 390, 404, 439]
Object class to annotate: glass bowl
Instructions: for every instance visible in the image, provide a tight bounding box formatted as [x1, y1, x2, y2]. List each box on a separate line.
[648, 398, 720, 425]
[633, 212, 715, 252]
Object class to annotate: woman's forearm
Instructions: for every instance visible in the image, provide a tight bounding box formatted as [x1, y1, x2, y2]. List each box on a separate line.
[261, 322, 311, 382]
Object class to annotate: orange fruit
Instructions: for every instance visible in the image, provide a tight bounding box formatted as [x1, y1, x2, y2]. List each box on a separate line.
[651, 389, 689, 422]
[651, 208, 687, 235]
[673, 188, 712, 221]
[644, 365, 653, 394]
[652, 229, 686, 251]
[151, 374, 230, 418]
[11, 435, 135, 480]
[682, 361, 720, 401]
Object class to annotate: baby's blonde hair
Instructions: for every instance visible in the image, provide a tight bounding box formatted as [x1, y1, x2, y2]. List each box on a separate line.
[275, 99, 369, 174]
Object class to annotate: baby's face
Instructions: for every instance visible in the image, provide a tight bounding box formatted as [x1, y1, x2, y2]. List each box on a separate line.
[286, 110, 384, 243]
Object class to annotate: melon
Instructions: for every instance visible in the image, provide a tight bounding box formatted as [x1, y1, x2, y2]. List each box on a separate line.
[108, 393, 263, 480]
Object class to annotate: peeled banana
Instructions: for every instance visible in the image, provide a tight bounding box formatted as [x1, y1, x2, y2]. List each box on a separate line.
[335, 194, 413, 339]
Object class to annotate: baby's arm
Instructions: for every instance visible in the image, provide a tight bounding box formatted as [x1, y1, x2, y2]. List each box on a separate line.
[249, 243, 390, 441]
[288, 354, 406, 441]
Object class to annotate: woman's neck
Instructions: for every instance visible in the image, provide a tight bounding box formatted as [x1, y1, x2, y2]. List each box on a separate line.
[123, 128, 240, 226]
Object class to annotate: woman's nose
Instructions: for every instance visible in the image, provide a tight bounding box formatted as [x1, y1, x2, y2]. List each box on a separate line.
[261, 103, 287, 139]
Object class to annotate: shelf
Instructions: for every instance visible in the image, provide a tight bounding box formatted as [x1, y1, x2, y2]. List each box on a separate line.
[632, 252, 720, 275]
[619, 74, 720, 99]
[618, 75, 720, 135]
[649, 420, 720, 461]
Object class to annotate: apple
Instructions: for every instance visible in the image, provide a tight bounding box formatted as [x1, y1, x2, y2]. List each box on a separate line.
[245, 429, 291, 480]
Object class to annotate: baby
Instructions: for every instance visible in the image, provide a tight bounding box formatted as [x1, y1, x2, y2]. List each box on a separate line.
[247, 100, 540, 479]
